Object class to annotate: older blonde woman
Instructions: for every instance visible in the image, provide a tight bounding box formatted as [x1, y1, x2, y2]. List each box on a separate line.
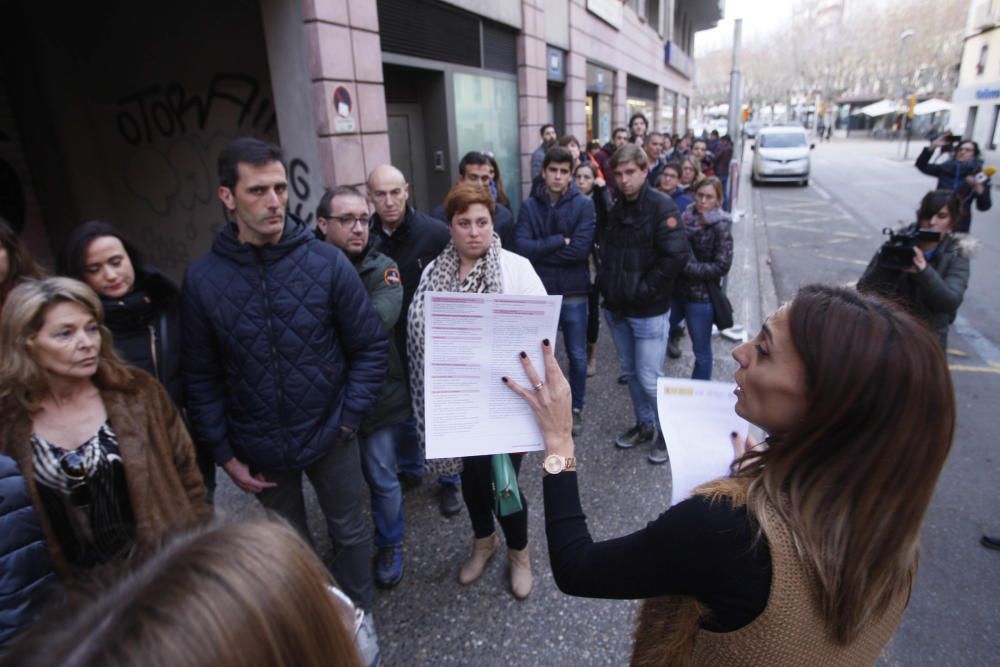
[407, 183, 546, 599]
[0, 277, 209, 579]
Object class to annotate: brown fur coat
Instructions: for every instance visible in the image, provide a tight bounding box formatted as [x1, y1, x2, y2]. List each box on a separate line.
[0, 369, 211, 579]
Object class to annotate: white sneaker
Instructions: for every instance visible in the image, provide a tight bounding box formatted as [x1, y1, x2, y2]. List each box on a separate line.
[356, 611, 381, 667]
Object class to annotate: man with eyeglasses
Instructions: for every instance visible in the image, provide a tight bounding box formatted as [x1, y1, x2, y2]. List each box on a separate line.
[367, 164, 462, 517]
[317, 185, 410, 590]
[917, 136, 992, 232]
[431, 151, 515, 247]
[181, 138, 387, 658]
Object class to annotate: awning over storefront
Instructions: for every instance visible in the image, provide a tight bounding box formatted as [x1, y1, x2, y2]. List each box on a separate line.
[913, 98, 951, 115]
[853, 99, 898, 116]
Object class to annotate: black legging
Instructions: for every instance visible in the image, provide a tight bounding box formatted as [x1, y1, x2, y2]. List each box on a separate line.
[460, 453, 528, 550]
[587, 283, 601, 345]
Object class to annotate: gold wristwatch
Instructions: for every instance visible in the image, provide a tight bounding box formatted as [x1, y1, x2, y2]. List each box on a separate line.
[543, 454, 576, 475]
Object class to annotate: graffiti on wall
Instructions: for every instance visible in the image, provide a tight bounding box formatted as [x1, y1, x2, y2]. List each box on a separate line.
[110, 73, 314, 277]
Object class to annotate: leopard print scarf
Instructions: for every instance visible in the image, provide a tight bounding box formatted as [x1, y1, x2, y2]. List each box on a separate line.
[407, 234, 504, 477]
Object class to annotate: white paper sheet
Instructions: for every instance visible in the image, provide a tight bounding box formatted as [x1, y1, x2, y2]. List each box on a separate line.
[424, 292, 562, 459]
[657, 377, 750, 506]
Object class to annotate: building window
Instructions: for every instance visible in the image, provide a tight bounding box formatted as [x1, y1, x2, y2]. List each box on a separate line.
[977, 44, 988, 75]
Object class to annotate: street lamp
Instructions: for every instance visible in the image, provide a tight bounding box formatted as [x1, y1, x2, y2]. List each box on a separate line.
[897, 29, 915, 157]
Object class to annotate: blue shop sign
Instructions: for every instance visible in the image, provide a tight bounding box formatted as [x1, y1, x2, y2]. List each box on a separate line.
[976, 88, 1000, 99]
[547, 47, 566, 82]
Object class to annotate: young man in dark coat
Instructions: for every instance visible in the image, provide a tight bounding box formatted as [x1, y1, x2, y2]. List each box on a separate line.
[181, 138, 387, 652]
[317, 185, 411, 589]
[431, 151, 515, 247]
[513, 146, 596, 435]
[600, 144, 691, 464]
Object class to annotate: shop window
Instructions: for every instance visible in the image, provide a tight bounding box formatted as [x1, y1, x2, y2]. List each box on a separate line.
[453, 72, 521, 213]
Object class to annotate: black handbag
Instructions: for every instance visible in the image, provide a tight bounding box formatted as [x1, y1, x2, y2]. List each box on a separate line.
[707, 280, 734, 331]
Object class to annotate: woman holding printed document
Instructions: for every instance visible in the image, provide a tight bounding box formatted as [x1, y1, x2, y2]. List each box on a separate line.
[506, 284, 954, 665]
[407, 182, 546, 599]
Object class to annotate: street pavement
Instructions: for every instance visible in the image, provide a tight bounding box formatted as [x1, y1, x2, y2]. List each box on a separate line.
[211, 137, 998, 665]
[749, 136, 1000, 667]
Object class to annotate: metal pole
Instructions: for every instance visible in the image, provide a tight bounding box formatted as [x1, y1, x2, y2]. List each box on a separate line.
[726, 19, 743, 210]
[727, 19, 743, 139]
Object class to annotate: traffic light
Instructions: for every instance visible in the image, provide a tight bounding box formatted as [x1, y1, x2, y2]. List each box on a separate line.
[742, 107, 751, 122]
[907, 95, 917, 119]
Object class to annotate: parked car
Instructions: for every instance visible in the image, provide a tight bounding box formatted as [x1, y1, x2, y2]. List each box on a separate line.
[750, 126, 814, 186]
[743, 121, 763, 138]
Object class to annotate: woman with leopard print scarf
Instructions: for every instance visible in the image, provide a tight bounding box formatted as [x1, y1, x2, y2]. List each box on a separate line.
[407, 182, 546, 600]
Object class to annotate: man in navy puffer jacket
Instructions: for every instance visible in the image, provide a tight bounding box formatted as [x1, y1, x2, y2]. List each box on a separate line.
[513, 146, 596, 435]
[181, 139, 388, 628]
[1, 454, 56, 651]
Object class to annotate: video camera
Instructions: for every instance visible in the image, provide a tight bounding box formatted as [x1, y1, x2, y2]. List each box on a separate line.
[936, 132, 962, 152]
[877, 227, 941, 270]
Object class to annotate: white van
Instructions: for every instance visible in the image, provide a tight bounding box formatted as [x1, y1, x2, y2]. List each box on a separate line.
[751, 126, 814, 186]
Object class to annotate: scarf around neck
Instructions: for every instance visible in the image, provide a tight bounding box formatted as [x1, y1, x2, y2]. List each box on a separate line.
[406, 233, 504, 474]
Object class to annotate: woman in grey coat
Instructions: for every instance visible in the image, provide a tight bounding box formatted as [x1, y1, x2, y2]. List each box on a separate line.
[858, 190, 976, 348]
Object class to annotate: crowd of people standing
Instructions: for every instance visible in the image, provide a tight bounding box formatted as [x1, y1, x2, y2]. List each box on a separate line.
[0, 121, 967, 666]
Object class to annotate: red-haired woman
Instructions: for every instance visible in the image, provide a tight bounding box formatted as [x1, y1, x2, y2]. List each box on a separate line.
[407, 182, 546, 599]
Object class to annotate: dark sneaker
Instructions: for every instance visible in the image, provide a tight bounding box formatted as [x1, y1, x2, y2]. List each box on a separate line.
[374, 545, 404, 588]
[397, 472, 422, 492]
[667, 337, 682, 359]
[439, 483, 463, 517]
[572, 409, 583, 436]
[617, 374, 629, 385]
[647, 432, 669, 465]
[615, 423, 655, 449]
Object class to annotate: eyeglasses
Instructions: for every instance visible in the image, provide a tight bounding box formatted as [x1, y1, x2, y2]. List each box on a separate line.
[957, 146, 975, 153]
[328, 215, 370, 228]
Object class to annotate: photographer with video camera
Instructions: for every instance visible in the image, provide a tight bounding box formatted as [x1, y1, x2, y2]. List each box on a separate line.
[858, 190, 977, 348]
[915, 135, 992, 232]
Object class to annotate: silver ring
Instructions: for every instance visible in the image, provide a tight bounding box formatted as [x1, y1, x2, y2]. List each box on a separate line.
[533, 381, 544, 392]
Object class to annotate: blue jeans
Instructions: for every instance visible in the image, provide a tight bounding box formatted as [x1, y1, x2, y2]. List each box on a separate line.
[603, 309, 669, 432]
[360, 423, 406, 547]
[670, 297, 714, 380]
[559, 300, 589, 411]
[394, 417, 460, 487]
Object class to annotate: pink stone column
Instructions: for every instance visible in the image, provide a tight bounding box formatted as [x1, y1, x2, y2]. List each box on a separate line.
[302, 0, 389, 191]
[518, 0, 548, 200]
[565, 51, 587, 142]
[614, 69, 628, 131]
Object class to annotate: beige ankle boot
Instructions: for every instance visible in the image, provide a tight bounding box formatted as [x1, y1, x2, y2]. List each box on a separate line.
[586, 343, 597, 377]
[458, 533, 498, 584]
[508, 544, 533, 599]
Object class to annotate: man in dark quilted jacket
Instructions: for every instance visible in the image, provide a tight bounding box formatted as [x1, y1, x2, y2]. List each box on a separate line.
[180, 138, 388, 646]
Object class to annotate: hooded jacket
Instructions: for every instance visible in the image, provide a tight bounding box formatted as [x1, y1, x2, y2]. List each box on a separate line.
[180, 217, 388, 472]
[858, 226, 975, 347]
[513, 183, 596, 297]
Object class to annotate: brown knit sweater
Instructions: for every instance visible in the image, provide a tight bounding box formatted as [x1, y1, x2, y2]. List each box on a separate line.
[0, 370, 211, 579]
[632, 488, 910, 666]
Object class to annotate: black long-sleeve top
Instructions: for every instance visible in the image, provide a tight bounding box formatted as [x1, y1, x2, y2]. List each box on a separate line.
[544, 472, 772, 632]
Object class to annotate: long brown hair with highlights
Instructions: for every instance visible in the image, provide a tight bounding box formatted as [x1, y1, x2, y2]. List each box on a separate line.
[4, 519, 364, 667]
[734, 284, 955, 644]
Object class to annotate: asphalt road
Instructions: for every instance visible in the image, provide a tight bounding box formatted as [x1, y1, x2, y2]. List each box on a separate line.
[749, 136, 1000, 667]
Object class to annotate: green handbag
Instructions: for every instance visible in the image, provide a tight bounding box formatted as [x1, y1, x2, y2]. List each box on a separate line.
[491, 454, 523, 517]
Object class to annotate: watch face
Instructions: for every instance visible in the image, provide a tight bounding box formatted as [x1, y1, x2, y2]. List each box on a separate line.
[544, 454, 564, 474]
